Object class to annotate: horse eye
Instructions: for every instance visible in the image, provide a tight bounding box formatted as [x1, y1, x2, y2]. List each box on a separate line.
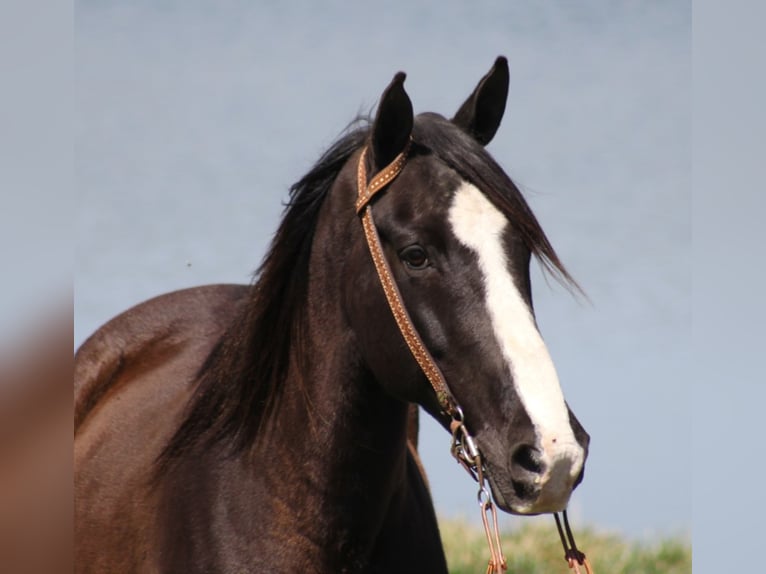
[399, 245, 429, 270]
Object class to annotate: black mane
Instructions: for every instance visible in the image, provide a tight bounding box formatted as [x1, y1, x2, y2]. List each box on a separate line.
[157, 122, 370, 469]
[157, 113, 575, 471]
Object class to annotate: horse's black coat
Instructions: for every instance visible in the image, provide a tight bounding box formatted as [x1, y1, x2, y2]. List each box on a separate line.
[75, 58, 589, 573]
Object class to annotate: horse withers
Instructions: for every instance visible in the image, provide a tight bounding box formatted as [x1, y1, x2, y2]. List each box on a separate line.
[75, 57, 589, 573]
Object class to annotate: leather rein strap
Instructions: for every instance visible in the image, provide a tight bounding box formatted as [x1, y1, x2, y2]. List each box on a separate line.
[355, 142, 592, 574]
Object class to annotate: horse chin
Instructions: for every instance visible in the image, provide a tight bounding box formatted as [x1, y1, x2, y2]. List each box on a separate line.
[485, 465, 573, 516]
[486, 473, 540, 516]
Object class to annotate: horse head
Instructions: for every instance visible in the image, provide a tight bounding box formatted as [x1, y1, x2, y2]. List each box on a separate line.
[329, 58, 590, 515]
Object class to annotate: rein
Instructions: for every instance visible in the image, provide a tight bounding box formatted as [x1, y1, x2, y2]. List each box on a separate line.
[355, 143, 593, 574]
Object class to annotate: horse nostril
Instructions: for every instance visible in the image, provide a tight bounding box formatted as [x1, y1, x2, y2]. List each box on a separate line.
[511, 444, 544, 476]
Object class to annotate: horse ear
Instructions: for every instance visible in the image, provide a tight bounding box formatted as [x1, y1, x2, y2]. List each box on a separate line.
[452, 56, 509, 146]
[371, 72, 413, 168]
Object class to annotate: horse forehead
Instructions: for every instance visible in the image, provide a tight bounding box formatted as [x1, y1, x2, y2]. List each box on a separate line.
[385, 161, 523, 266]
[447, 181, 530, 293]
[392, 155, 463, 208]
[387, 166, 524, 266]
[448, 182, 506, 236]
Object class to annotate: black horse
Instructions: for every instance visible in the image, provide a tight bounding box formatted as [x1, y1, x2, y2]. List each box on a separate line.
[75, 57, 589, 573]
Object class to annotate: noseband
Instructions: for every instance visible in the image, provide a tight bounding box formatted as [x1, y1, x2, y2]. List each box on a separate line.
[355, 143, 593, 574]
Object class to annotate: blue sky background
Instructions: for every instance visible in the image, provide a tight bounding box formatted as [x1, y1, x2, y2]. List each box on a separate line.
[73, 1, 690, 540]
[8, 2, 766, 568]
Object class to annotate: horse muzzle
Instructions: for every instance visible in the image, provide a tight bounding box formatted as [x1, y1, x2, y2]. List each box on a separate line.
[485, 435, 588, 515]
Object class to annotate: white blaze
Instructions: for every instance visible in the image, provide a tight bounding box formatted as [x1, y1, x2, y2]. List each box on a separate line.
[449, 181, 584, 499]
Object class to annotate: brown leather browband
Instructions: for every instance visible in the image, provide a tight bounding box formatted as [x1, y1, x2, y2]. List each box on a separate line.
[355, 142, 459, 419]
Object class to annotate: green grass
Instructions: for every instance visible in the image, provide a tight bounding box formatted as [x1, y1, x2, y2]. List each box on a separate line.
[440, 519, 690, 574]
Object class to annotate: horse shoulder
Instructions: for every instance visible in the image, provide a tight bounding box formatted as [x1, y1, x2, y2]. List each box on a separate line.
[75, 284, 249, 430]
[74, 283, 249, 573]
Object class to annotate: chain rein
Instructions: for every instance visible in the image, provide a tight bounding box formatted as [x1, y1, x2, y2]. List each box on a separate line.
[355, 143, 592, 574]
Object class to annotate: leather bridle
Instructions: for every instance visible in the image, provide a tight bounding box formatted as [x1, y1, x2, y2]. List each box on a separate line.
[356, 141, 460, 420]
[355, 142, 593, 574]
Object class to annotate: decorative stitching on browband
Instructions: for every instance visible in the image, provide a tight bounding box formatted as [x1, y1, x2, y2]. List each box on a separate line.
[355, 140, 412, 214]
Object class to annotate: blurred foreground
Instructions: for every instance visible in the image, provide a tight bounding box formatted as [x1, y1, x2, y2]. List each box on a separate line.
[441, 519, 690, 574]
[0, 304, 73, 574]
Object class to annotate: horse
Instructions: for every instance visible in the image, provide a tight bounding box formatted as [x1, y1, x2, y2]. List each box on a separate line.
[74, 57, 590, 573]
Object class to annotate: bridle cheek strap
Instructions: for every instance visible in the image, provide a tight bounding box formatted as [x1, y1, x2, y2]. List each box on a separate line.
[356, 143, 507, 572]
[355, 143, 459, 419]
[355, 142, 592, 574]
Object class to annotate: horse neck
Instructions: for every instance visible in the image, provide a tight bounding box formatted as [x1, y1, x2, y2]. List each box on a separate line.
[159, 290, 414, 572]
[263, 321, 410, 487]
[252, 225, 411, 567]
